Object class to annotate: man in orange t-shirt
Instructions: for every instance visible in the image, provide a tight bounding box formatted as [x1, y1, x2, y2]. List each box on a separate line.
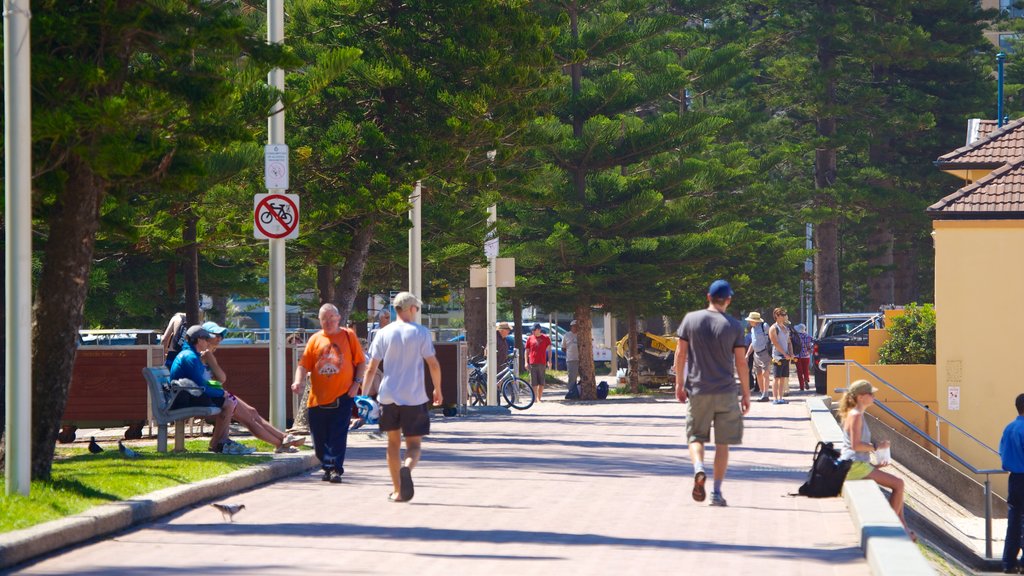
[292, 303, 366, 483]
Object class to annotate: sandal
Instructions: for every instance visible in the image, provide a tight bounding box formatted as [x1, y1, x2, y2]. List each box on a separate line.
[399, 466, 415, 501]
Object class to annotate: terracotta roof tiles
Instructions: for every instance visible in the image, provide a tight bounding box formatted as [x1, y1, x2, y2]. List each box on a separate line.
[936, 116, 1024, 169]
[929, 156, 1024, 218]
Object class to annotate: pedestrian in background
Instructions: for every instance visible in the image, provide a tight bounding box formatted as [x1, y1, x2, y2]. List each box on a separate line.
[364, 292, 443, 503]
[744, 311, 771, 402]
[1001, 393, 1024, 574]
[563, 320, 581, 398]
[526, 323, 551, 402]
[794, 324, 813, 392]
[767, 308, 794, 404]
[291, 304, 366, 484]
[674, 279, 750, 507]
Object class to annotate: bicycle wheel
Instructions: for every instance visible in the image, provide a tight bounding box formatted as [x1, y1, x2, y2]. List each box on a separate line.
[470, 380, 486, 406]
[501, 377, 535, 410]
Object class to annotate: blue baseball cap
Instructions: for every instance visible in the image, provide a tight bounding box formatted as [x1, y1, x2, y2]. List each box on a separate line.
[201, 321, 228, 336]
[708, 279, 733, 298]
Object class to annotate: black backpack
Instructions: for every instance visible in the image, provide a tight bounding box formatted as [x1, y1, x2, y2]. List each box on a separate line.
[789, 326, 803, 356]
[797, 441, 852, 497]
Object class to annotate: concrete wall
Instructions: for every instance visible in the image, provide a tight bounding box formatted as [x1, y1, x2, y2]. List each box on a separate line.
[933, 220, 1024, 497]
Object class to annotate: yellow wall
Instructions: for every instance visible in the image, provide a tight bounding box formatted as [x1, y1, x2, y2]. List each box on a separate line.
[933, 220, 1024, 489]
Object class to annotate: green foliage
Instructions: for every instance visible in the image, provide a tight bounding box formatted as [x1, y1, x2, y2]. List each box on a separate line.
[0, 440, 272, 533]
[878, 304, 936, 365]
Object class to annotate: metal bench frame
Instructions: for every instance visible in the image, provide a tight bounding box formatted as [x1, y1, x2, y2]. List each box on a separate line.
[142, 366, 221, 452]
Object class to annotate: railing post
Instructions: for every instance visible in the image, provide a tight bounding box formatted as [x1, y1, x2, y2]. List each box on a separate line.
[985, 475, 993, 559]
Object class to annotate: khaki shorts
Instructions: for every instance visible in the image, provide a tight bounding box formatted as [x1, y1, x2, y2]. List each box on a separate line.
[752, 350, 771, 374]
[685, 391, 743, 445]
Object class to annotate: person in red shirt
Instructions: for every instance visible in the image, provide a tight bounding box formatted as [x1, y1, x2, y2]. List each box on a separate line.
[525, 323, 551, 402]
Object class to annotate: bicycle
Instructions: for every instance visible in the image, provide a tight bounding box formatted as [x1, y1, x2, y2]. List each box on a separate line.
[467, 354, 535, 410]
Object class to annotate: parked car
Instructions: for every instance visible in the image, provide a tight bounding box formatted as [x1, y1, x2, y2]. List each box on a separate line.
[812, 312, 885, 393]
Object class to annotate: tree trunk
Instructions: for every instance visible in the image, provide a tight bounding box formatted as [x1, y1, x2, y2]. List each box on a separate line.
[464, 285, 486, 358]
[512, 297, 524, 372]
[576, 303, 596, 400]
[20, 154, 102, 479]
[892, 233, 918, 305]
[867, 221, 894, 310]
[166, 261, 177, 308]
[813, 0, 841, 314]
[627, 308, 640, 393]
[317, 264, 335, 306]
[211, 295, 229, 325]
[353, 291, 368, 340]
[814, 218, 841, 314]
[335, 221, 376, 324]
[183, 215, 201, 326]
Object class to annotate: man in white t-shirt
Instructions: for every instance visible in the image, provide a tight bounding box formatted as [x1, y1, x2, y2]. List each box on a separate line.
[563, 320, 580, 398]
[363, 292, 443, 503]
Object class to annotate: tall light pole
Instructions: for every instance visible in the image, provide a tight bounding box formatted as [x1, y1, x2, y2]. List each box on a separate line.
[409, 181, 422, 323]
[5, 0, 32, 496]
[267, 0, 286, 430]
[484, 150, 498, 406]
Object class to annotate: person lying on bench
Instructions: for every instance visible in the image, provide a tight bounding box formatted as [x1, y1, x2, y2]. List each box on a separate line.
[201, 322, 305, 454]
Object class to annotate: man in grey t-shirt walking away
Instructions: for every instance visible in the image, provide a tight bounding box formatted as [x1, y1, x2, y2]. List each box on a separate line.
[674, 279, 751, 507]
[364, 292, 443, 502]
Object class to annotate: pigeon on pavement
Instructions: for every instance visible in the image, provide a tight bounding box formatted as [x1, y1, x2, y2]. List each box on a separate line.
[118, 440, 139, 459]
[211, 503, 246, 522]
[88, 437, 104, 454]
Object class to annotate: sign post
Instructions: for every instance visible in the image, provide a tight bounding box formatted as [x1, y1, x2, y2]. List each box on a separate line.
[254, 193, 300, 240]
[267, 0, 288, 431]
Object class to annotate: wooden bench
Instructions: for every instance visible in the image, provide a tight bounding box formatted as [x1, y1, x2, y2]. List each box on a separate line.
[142, 367, 221, 452]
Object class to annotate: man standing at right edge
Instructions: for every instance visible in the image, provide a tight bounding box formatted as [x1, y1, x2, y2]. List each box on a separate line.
[674, 279, 751, 507]
[364, 292, 443, 503]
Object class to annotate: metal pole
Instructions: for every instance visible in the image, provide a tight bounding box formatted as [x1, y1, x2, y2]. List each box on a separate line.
[985, 476, 993, 559]
[4, 0, 31, 496]
[267, 0, 286, 430]
[998, 52, 1006, 128]
[805, 223, 814, 327]
[486, 205, 497, 406]
[409, 181, 422, 324]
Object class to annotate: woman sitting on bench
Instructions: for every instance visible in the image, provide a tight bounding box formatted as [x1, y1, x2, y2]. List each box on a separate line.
[170, 324, 305, 454]
[200, 322, 306, 454]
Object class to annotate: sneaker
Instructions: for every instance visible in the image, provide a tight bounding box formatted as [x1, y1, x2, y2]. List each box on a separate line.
[322, 470, 333, 482]
[349, 419, 365, 431]
[757, 396, 771, 402]
[329, 472, 343, 484]
[710, 491, 728, 507]
[692, 471, 707, 502]
[223, 440, 256, 455]
[777, 398, 789, 404]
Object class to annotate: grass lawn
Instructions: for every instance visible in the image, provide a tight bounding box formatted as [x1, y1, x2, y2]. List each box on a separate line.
[0, 439, 276, 533]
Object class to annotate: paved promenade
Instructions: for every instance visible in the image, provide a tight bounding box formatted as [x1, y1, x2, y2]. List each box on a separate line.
[14, 393, 869, 575]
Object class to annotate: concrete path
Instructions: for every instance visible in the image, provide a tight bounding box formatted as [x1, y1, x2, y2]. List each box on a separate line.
[13, 393, 868, 575]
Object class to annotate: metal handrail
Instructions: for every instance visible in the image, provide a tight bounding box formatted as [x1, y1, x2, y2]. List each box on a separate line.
[824, 358, 1005, 559]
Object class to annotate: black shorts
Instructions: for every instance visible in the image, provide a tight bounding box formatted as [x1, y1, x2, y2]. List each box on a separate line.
[379, 403, 431, 437]
[773, 360, 790, 378]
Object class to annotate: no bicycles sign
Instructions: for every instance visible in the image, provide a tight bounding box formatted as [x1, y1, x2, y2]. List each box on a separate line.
[253, 193, 300, 240]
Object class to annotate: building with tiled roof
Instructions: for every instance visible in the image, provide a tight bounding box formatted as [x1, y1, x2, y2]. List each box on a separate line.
[928, 113, 1024, 495]
[928, 155, 1024, 218]
[933, 116, 1024, 183]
